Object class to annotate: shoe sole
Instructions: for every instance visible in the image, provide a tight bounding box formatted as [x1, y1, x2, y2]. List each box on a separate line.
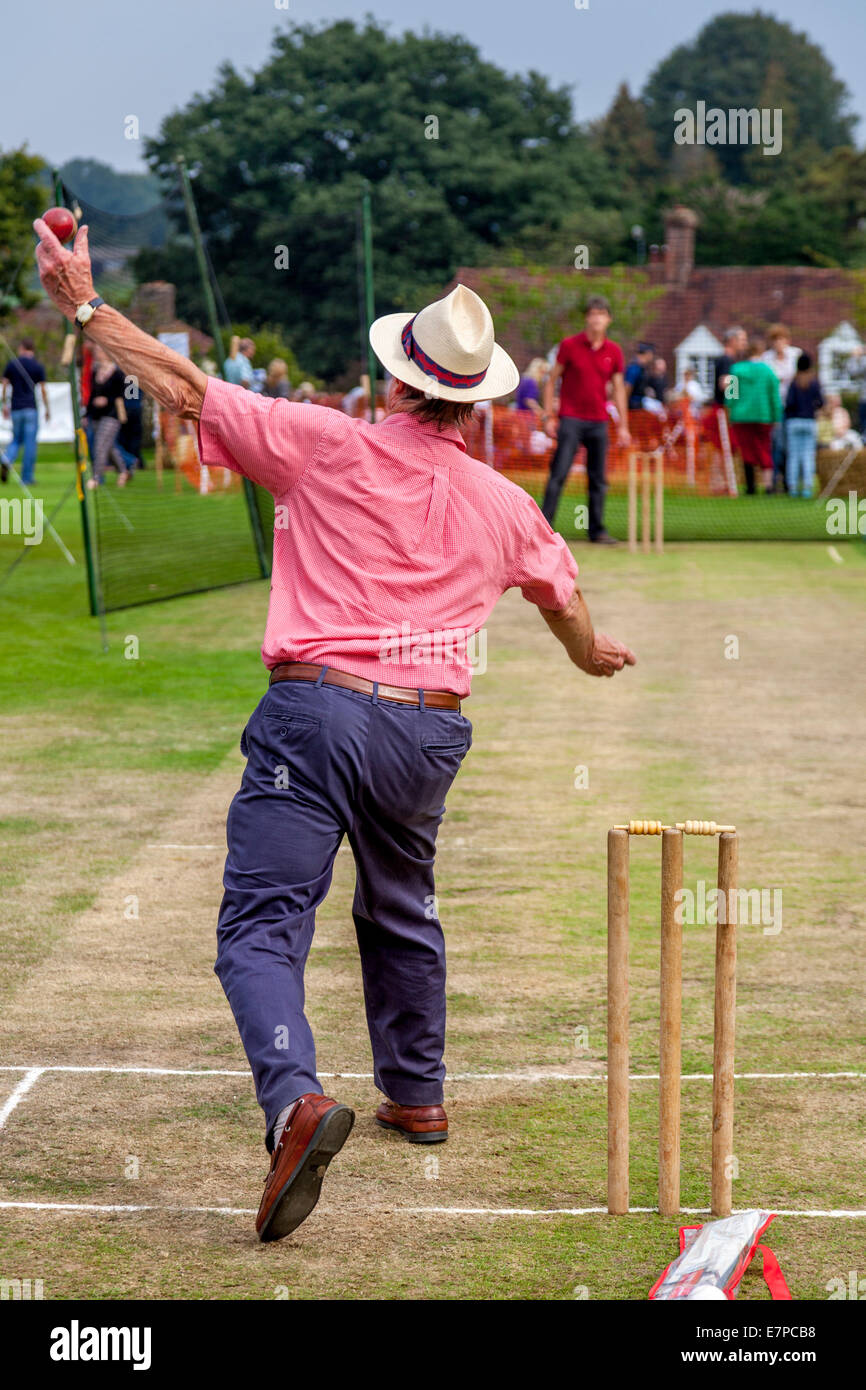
[375, 1117, 448, 1144]
[258, 1104, 355, 1243]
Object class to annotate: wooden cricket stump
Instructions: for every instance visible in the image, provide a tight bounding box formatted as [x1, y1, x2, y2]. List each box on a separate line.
[659, 827, 683, 1216]
[606, 820, 738, 1216]
[607, 829, 630, 1215]
[712, 832, 738, 1217]
[627, 450, 664, 554]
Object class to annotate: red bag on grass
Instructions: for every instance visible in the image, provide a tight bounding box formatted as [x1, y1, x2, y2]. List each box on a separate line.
[649, 1210, 792, 1300]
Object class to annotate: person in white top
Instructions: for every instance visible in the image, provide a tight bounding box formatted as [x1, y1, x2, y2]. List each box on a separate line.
[761, 324, 801, 492]
[674, 366, 706, 407]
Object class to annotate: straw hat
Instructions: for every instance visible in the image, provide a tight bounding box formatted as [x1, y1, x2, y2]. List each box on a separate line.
[369, 284, 519, 402]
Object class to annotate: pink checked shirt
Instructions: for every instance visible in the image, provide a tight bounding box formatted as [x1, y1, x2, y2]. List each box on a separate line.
[198, 379, 578, 696]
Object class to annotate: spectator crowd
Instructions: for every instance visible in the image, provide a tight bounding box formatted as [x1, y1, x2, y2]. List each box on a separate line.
[5, 308, 864, 517]
[508, 314, 866, 535]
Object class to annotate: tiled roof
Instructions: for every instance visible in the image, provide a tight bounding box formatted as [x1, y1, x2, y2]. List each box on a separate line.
[448, 263, 862, 367]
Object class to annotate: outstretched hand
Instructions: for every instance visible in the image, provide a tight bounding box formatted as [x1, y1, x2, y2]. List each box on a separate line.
[585, 631, 636, 678]
[33, 219, 95, 321]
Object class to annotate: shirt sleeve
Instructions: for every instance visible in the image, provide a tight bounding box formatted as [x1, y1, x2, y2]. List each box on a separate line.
[556, 340, 570, 367]
[197, 376, 328, 496]
[511, 499, 579, 609]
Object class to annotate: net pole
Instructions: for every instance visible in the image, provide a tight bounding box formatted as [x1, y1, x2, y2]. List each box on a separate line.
[53, 169, 107, 648]
[176, 157, 225, 367]
[362, 189, 377, 423]
[176, 156, 270, 580]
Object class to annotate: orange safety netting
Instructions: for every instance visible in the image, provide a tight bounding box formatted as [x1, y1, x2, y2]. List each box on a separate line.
[462, 402, 734, 494]
[158, 397, 737, 494]
[157, 410, 243, 493]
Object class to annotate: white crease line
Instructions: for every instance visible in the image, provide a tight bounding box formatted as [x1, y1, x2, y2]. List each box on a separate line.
[448, 1071, 866, 1082]
[0, 1068, 45, 1130]
[0, 1065, 862, 1081]
[0, 1065, 250, 1077]
[404, 1206, 866, 1219]
[0, 1200, 863, 1220]
[0, 1200, 255, 1216]
[827, 546, 844, 564]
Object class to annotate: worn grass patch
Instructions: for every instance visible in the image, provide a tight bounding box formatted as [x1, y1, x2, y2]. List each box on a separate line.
[0, 536, 864, 1297]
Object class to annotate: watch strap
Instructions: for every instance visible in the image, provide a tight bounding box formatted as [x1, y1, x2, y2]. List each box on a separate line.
[76, 296, 105, 329]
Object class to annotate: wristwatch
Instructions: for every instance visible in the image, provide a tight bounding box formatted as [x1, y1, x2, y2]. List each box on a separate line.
[75, 296, 105, 330]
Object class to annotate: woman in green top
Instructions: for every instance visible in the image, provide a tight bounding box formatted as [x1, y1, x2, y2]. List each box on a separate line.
[728, 341, 783, 495]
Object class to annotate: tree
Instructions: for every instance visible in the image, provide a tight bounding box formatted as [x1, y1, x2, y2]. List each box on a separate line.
[0, 147, 49, 314]
[59, 159, 166, 218]
[590, 84, 662, 193]
[669, 145, 866, 268]
[641, 12, 855, 185]
[478, 265, 667, 353]
[139, 19, 598, 378]
[227, 323, 304, 383]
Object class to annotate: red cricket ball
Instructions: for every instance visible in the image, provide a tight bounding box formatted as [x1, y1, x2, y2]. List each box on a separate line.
[43, 207, 76, 243]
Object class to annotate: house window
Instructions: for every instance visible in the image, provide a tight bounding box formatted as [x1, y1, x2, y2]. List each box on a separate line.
[818, 322, 864, 393]
[684, 354, 715, 399]
[675, 325, 725, 401]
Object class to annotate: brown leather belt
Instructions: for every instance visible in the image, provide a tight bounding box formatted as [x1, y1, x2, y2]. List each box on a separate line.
[268, 662, 462, 710]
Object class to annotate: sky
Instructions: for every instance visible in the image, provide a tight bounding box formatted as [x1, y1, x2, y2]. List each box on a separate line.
[3, 0, 864, 175]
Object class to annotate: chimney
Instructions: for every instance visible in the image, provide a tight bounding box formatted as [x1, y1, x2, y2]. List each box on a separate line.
[663, 206, 699, 287]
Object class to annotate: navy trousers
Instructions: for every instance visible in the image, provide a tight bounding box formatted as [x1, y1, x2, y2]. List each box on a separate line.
[215, 674, 472, 1146]
[541, 417, 609, 537]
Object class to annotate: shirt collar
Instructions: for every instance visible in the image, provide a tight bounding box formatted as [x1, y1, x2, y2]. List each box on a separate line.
[378, 411, 467, 452]
[578, 331, 607, 351]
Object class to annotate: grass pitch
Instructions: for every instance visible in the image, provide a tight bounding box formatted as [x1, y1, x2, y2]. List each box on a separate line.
[0, 455, 864, 1299]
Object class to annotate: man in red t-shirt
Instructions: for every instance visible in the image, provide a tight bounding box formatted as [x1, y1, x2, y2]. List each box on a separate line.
[541, 296, 631, 542]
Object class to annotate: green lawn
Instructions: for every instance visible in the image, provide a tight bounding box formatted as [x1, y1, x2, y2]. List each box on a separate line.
[0, 454, 270, 748]
[513, 470, 850, 541]
[1, 447, 271, 614]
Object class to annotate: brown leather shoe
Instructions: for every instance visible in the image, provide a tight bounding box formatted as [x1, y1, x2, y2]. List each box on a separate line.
[375, 1098, 448, 1144]
[256, 1093, 355, 1242]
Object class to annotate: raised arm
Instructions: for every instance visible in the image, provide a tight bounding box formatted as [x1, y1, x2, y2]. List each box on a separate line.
[539, 586, 636, 678]
[33, 219, 208, 420]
